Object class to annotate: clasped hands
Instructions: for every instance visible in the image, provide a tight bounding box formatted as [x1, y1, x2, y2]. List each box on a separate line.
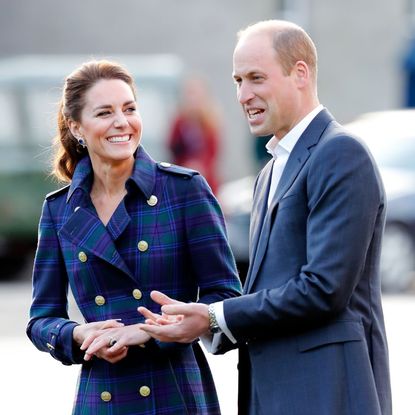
[76, 291, 210, 363]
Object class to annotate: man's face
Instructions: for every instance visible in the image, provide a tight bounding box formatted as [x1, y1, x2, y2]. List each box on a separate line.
[232, 31, 299, 139]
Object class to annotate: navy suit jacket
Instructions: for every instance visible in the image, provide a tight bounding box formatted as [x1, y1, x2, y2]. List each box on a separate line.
[221, 110, 392, 414]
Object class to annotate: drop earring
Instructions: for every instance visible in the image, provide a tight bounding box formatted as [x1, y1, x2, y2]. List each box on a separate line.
[75, 135, 87, 148]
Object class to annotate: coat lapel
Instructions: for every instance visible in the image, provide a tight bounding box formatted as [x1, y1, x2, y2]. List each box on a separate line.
[245, 109, 334, 293]
[59, 207, 133, 277]
[59, 146, 159, 279]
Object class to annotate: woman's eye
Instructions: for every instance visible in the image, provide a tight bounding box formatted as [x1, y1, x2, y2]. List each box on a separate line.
[125, 107, 136, 113]
[97, 111, 111, 117]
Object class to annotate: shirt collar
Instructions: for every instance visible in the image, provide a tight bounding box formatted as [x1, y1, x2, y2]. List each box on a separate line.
[66, 145, 157, 202]
[266, 104, 324, 159]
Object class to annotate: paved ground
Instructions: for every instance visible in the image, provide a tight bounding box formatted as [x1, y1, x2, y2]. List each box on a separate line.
[1, 279, 413, 414]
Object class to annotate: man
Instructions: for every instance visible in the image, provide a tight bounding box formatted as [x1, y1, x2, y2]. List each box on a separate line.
[139, 20, 392, 415]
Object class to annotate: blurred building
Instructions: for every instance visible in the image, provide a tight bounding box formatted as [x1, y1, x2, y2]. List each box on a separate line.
[0, 0, 413, 180]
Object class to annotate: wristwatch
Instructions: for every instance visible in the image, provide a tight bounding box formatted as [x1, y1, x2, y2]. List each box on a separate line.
[208, 304, 221, 333]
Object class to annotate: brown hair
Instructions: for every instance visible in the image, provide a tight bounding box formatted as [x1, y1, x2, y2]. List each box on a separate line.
[237, 20, 318, 82]
[52, 59, 137, 182]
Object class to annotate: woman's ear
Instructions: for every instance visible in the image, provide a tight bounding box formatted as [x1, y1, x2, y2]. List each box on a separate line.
[68, 119, 81, 139]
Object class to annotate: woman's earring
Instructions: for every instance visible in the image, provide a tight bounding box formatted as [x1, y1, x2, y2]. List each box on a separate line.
[76, 136, 87, 148]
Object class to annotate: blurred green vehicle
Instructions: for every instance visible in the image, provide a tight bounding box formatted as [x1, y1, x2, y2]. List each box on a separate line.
[0, 54, 183, 278]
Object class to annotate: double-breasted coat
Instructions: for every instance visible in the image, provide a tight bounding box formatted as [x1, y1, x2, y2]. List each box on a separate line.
[27, 146, 241, 415]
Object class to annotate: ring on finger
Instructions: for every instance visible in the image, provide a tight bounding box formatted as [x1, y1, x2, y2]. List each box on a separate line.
[108, 337, 117, 347]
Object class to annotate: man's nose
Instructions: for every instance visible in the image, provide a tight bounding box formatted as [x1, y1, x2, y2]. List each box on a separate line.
[237, 84, 255, 104]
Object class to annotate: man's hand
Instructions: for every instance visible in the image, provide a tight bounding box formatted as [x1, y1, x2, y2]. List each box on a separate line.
[138, 291, 210, 343]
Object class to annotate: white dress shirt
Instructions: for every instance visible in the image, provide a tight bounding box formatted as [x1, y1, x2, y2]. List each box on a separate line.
[203, 105, 324, 350]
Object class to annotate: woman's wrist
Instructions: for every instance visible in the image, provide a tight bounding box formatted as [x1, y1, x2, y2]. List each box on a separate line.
[72, 324, 83, 345]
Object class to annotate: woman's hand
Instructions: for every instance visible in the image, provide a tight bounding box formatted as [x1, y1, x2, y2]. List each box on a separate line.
[73, 319, 124, 346]
[80, 324, 151, 363]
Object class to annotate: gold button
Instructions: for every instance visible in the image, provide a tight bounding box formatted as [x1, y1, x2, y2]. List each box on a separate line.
[132, 289, 142, 300]
[139, 343, 146, 348]
[160, 162, 171, 168]
[139, 386, 151, 397]
[137, 240, 148, 252]
[100, 391, 112, 402]
[78, 251, 87, 262]
[95, 295, 106, 306]
[46, 342, 55, 351]
[147, 195, 158, 206]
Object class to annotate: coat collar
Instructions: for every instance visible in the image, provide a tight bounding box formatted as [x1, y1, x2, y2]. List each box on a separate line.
[66, 145, 157, 203]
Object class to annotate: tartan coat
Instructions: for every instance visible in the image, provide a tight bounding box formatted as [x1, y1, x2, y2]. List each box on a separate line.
[27, 146, 242, 415]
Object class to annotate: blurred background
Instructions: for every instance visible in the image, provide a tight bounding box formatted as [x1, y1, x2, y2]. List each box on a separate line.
[1, 0, 415, 413]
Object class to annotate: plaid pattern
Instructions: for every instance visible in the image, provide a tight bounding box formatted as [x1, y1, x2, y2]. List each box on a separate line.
[27, 146, 241, 415]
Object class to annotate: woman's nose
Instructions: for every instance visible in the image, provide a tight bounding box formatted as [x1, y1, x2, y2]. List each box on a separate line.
[114, 112, 128, 128]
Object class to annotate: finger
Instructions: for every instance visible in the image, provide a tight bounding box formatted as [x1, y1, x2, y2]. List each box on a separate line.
[106, 347, 128, 363]
[80, 332, 102, 350]
[161, 303, 193, 316]
[84, 352, 93, 361]
[84, 337, 109, 355]
[140, 323, 165, 338]
[144, 319, 160, 326]
[108, 343, 128, 354]
[101, 319, 124, 330]
[150, 291, 182, 306]
[137, 306, 161, 322]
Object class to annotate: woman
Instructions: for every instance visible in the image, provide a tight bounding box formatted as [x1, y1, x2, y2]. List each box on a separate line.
[26, 59, 241, 415]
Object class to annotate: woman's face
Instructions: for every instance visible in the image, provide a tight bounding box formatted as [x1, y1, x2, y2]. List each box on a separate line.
[73, 78, 142, 166]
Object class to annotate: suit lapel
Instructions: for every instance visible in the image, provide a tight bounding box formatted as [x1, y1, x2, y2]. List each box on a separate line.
[245, 109, 334, 293]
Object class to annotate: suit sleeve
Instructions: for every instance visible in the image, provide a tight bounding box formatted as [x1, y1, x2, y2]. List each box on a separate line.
[26, 199, 83, 365]
[184, 174, 242, 303]
[223, 135, 385, 342]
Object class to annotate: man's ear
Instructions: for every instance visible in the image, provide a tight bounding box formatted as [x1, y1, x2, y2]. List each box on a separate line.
[293, 60, 310, 88]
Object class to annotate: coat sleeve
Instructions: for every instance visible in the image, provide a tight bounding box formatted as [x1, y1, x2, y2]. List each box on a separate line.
[26, 199, 83, 365]
[184, 174, 242, 303]
[223, 134, 385, 342]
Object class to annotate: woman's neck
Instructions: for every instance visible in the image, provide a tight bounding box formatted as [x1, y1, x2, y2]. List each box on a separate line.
[90, 157, 134, 198]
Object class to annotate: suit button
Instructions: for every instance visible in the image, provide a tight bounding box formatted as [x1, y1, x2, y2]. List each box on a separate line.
[95, 295, 106, 306]
[100, 391, 112, 402]
[74, 206, 80, 212]
[147, 195, 158, 206]
[160, 162, 171, 168]
[137, 240, 148, 252]
[132, 289, 142, 300]
[78, 251, 87, 262]
[139, 386, 151, 397]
